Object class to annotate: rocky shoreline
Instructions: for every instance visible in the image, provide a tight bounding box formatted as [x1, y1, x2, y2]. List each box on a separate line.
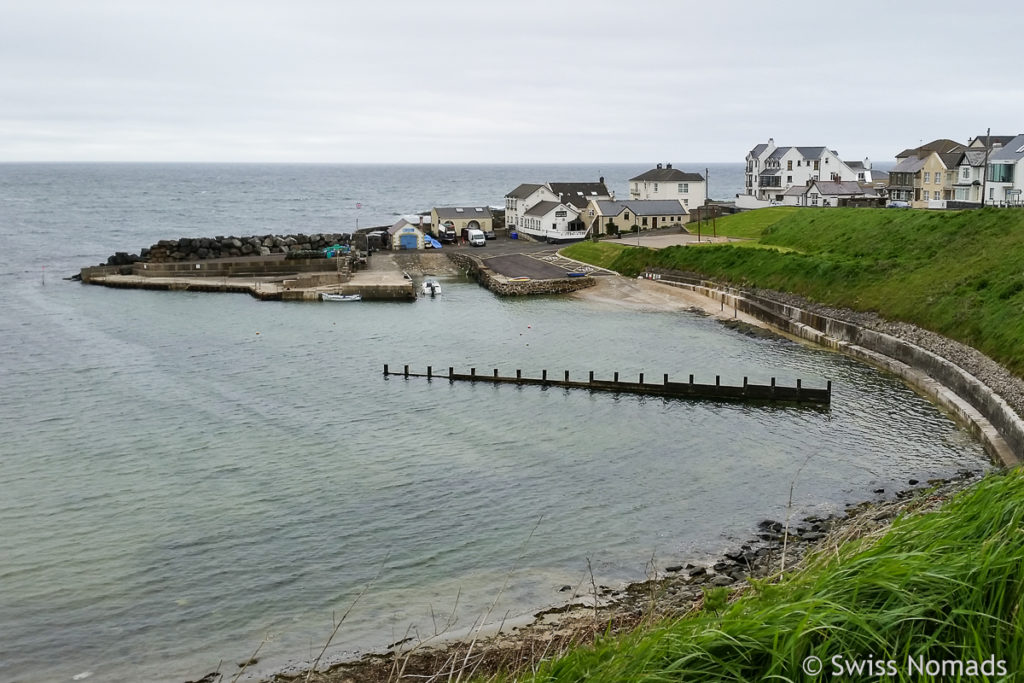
[250, 471, 983, 683]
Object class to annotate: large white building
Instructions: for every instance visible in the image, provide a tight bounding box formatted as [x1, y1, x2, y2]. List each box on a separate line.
[504, 179, 611, 241]
[628, 164, 706, 208]
[741, 139, 860, 208]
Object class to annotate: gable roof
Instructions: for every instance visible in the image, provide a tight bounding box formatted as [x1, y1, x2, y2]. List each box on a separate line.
[989, 134, 1024, 162]
[896, 139, 965, 159]
[962, 150, 988, 167]
[433, 206, 491, 220]
[749, 143, 769, 158]
[549, 182, 610, 209]
[811, 181, 876, 196]
[505, 183, 545, 199]
[891, 156, 927, 173]
[969, 134, 1016, 149]
[524, 200, 569, 217]
[629, 167, 705, 182]
[937, 152, 962, 169]
[594, 200, 687, 216]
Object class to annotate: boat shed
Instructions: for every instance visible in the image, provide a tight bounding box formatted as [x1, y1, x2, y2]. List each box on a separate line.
[387, 218, 426, 250]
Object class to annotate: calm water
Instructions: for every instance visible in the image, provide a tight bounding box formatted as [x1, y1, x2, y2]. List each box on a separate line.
[0, 164, 988, 682]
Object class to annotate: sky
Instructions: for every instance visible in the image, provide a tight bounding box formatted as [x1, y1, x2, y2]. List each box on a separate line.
[2, 0, 1022, 164]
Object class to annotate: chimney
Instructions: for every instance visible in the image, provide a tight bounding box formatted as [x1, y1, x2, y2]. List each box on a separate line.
[599, 176, 604, 184]
[656, 163, 663, 169]
[666, 163, 672, 169]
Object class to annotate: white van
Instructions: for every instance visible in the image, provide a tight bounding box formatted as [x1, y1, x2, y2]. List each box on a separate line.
[465, 228, 486, 247]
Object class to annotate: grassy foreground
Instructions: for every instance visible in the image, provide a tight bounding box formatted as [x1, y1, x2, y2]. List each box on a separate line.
[521, 471, 1023, 682]
[565, 207, 1024, 374]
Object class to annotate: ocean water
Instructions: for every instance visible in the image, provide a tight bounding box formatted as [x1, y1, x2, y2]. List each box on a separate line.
[0, 164, 989, 682]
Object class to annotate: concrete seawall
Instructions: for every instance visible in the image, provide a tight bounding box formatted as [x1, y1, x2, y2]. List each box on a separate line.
[447, 252, 595, 296]
[644, 270, 1023, 468]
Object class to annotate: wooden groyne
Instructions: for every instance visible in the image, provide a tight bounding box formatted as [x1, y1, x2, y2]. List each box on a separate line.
[383, 365, 831, 405]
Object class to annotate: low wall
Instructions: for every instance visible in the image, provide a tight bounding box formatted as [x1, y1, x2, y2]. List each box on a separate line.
[448, 252, 595, 296]
[644, 270, 1024, 467]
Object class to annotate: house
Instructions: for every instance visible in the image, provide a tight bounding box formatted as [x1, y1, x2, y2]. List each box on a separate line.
[504, 179, 611, 240]
[628, 164, 706, 209]
[984, 133, 1024, 206]
[387, 219, 426, 250]
[782, 181, 879, 207]
[741, 139, 860, 208]
[430, 206, 494, 238]
[954, 135, 1018, 204]
[887, 139, 967, 208]
[522, 201, 585, 242]
[586, 200, 688, 235]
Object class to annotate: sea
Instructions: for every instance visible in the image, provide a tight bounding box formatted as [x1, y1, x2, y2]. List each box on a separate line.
[0, 163, 989, 682]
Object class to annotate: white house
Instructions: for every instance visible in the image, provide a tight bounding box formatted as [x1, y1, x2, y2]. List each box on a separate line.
[985, 133, 1024, 206]
[953, 150, 987, 203]
[521, 201, 585, 242]
[628, 164, 706, 208]
[741, 139, 860, 208]
[782, 181, 878, 207]
[504, 179, 610, 240]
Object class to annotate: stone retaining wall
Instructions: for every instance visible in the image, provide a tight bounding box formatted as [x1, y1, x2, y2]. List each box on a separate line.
[448, 252, 595, 296]
[645, 270, 1024, 468]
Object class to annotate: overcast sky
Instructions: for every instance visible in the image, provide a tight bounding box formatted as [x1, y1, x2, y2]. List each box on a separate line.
[2, 0, 1021, 164]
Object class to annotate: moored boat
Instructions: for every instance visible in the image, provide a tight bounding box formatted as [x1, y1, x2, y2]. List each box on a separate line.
[321, 292, 362, 302]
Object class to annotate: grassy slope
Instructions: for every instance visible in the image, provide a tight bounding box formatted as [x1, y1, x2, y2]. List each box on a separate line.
[525, 471, 1024, 682]
[566, 207, 1024, 375]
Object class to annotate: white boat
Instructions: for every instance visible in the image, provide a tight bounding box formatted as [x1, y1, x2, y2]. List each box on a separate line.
[321, 292, 362, 302]
[421, 280, 441, 297]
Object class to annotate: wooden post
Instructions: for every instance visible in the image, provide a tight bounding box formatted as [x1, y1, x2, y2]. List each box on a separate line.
[449, 366, 454, 380]
[384, 364, 389, 375]
[689, 374, 694, 385]
[716, 375, 720, 386]
[797, 378, 802, 402]
[542, 369, 547, 382]
[827, 380, 832, 400]
[517, 369, 522, 379]
[639, 372, 644, 384]
[589, 370, 594, 384]
[494, 368, 499, 378]
[663, 373, 668, 385]
[427, 366, 432, 379]
[614, 371, 619, 383]
[471, 368, 476, 377]
[564, 370, 569, 382]
[404, 364, 409, 378]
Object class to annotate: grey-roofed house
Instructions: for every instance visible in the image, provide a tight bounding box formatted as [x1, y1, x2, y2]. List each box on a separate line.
[984, 133, 1024, 206]
[586, 199, 688, 235]
[430, 206, 494, 239]
[887, 156, 927, 204]
[628, 163, 706, 207]
[521, 200, 586, 242]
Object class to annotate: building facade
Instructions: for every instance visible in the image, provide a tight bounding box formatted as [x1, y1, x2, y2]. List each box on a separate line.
[628, 164, 706, 208]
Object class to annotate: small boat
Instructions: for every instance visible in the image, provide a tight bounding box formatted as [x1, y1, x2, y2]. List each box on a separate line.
[421, 279, 442, 297]
[508, 276, 531, 282]
[321, 292, 362, 302]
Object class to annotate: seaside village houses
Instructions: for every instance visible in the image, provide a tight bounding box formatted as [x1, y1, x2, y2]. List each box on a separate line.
[887, 134, 1024, 209]
[740, 139, 884, 209]
[505, 165, 703, 242]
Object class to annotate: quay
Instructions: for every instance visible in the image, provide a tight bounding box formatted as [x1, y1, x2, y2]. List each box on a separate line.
[384, 365, 832, 406]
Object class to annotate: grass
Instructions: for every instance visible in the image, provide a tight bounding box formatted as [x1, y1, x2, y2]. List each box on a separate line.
[567, 207, 1024, 375]
[559, 242, 632, 271]
[515, 471, 1024, 682]
[694, 205, 799, 239]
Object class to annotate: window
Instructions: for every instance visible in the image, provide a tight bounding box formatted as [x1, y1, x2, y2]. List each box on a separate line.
[814, 161, 820, 170]
[787, 160, 793, 170]
[988, 165, 1015, 183]
[683, 199, 688, 207]
[797, 160, 802, 166]
[787, 175, 793, 183]
[963, 167, 970, 179]
[935, 173, 941, 185]
[624, 212, 630, 220]
[642, 217, 648, 226]
[654, 183, 659, 192]
[678, 183, 688, 193]
[934, 191, 941, 200]
[924, 172, 930, 183]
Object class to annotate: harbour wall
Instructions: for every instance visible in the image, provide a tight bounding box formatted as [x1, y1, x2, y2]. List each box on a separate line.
[644, 270, 1024, 468]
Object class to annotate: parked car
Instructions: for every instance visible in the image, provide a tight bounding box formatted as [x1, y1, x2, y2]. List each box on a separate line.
[483, 228, 496, 240]
[887, 201, 911, 209]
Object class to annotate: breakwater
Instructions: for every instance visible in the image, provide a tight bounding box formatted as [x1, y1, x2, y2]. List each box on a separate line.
[447, 252, 595, 295]
[99, 231, 353, 265]
[384, 364, 831, 406]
